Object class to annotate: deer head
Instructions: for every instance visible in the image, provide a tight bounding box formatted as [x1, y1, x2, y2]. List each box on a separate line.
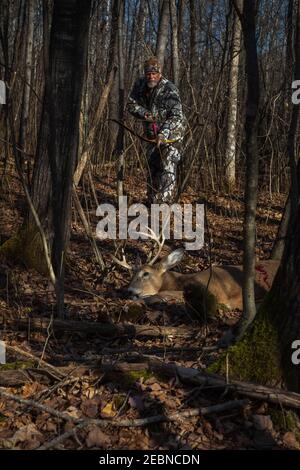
[127, 248, 184, 299]
[112, 228, 185, 299]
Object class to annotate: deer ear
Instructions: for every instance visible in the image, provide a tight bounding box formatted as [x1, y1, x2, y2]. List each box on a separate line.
[157, 248, 185, 273]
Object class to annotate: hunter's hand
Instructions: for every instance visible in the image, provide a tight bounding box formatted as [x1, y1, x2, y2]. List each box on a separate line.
[156, 134, 164, 147]
[144, 112, 156, 122]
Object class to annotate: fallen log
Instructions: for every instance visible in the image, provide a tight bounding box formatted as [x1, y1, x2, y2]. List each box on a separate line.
[0, 369, 30, 386]
[5, 344, 66, 380]
[95, 359, 300, 410]
[0, 317, 195, 338]
[0, 368, 54, 387]
[148, 359, 300, 409]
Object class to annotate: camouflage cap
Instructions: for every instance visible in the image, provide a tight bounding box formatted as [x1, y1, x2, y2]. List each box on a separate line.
[144, 57, 161, 74]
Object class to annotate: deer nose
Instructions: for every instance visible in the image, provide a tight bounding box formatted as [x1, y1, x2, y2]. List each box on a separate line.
[128, 287, 141, 299]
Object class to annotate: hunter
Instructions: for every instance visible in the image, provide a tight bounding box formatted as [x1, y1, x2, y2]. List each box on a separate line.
[127, 57, 186, 204]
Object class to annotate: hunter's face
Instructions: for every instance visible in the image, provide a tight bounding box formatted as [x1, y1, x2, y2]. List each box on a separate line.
[146, 71, 161, 88]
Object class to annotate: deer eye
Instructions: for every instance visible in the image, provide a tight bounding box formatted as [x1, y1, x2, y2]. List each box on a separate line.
[143, 271, 150, 278]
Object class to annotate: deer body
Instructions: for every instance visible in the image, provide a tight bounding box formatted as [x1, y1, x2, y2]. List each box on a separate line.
[127, 249, 279, 311]
[113, 232, 279, 318]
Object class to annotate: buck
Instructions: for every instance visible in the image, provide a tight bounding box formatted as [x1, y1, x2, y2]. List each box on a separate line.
[113, 229, 280, 321]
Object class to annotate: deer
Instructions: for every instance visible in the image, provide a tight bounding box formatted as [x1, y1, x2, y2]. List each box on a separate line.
[112, 229, 280, 322]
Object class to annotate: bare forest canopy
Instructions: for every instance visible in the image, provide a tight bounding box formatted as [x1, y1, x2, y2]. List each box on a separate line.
[0, 0, 296, 193]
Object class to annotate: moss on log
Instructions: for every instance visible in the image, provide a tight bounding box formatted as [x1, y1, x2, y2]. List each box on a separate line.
[208, 294, 283, 387]
[0, 225, 48, 274]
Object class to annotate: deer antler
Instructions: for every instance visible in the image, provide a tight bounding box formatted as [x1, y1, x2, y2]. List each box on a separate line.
[139, 227, 166, 266]
[111, 248, 133, 271]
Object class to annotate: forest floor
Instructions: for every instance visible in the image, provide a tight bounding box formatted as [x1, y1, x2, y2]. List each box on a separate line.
[1, 162, 299, 451]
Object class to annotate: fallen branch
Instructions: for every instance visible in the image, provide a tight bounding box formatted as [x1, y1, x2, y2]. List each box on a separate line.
[146, 359, 300, 410]
[5, 344, 66, 380]
[0, 387, 247, 451]
[37, 422, 87, 450]
[94, 359, 300, 410]
[0, 367, 66, 387]
[111, 399, 248, 427]
[0, 369, 30, 387]
[1, 317, 195, 338]
[38, 400, 248, 449]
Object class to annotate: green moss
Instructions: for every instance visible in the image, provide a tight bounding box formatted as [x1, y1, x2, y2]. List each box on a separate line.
[121, 370, 153, 387]
[106, 369, 169, 389]
[270, 409, 300, 434]
[207, 301, 282, 385]
[0, 360, 35, 370]
[0, 225, 48, 275]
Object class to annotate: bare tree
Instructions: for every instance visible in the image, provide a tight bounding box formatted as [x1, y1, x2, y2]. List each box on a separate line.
[155, 0, 170, 69]
[117, 0, 125, 197]
[18, 0, 34, 154]
[224, 0, 242, 190]
[170, 0, 179, 87]
[189, 0, 197, 90]
[234, 0, 260, 338]
[271, 0, 300, 260]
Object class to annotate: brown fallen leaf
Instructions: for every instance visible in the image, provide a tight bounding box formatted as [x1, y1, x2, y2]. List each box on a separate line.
[81, 399, 99, 418]
[66, 405, 81, 419]
[22, 382, 43, 398]
[282, 432, 300, 450]
[11, 423, 43, 449]
[86, 426, 111, 448]
[148, 382, 161, 392]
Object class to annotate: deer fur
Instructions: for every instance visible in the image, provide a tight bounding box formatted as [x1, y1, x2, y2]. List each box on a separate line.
[126, 249, 279, 319]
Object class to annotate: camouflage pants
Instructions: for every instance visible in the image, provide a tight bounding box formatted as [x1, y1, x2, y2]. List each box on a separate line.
[146, 143, 181, 204]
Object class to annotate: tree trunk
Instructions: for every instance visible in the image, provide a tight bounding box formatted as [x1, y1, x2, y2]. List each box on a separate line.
[107, 0, 121, 158]
[18, 0, 34, 154]
[48, 0, 92, 317]
[271, 195, 291, 261]
[117, 0, 125, 198]
[234, 0, 260, 337]
[155, 0, 169, 70]
[287, 0, 300, 218]
[210, 0, 300, 395]
[189, 0, 197, 90]
[211, 161, 300, 393]
[73, 66, 117, 187]
[169, 0, 179, 87]
[271, 0, 300, 260]
[131, 0, 147, 81]
[224, 0, 242, 191]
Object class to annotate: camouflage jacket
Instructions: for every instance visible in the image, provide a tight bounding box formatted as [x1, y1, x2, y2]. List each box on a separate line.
[127, 77, 187, 142]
